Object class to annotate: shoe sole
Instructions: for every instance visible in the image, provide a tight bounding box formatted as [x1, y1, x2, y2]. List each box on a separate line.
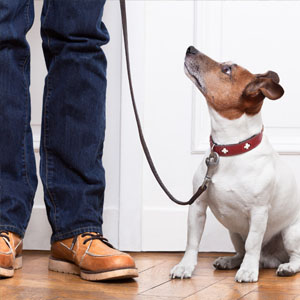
[48, 257, 139, 281]
[0, 256, 22, 278]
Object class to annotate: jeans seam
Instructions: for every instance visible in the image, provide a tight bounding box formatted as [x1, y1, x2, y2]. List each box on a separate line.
[41, 0, 52, 50]
[25, 0, 30, 32]
[21, 3, 35, 196]
[43, 75, 58, 232]
[42, 0, 52, 27]
[22, 55, 34, 196]
[41, 0, 58, 233]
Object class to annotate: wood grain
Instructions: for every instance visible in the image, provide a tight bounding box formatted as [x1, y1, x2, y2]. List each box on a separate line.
[1, 251, 300, 299]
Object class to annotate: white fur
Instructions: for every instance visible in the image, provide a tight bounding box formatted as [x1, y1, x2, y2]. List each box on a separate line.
[170, 107, 300, 283]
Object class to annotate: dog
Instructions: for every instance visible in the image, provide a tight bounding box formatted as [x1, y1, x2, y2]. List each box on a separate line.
[170, 46, 300, 283]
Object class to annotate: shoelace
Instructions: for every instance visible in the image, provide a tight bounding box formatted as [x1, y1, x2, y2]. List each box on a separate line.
[79, 233, 115, 249]
[0, 231, 10, 242]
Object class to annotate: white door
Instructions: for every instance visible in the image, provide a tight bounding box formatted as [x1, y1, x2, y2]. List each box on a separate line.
[118, 0, 233, 251]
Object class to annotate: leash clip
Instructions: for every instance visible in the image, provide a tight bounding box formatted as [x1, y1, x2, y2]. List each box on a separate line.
[202, 151, 219, 188]
[206, 151, 219, 167]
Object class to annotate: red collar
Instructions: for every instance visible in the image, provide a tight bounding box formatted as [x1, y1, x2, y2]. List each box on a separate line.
[210, 127, 264, 156]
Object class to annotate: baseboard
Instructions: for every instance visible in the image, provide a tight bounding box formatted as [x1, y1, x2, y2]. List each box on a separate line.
[23, 206, 119, 250]
[24, 205, 235, 251]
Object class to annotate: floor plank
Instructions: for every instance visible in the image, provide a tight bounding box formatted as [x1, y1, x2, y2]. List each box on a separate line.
[184, 277, 259, 300]
[240, 291, 296, 300]
[1, 251, 300, 300]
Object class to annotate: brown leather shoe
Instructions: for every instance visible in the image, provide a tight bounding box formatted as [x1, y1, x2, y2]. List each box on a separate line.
[49, 232, 138, 281]
[0, 231, 23, 278]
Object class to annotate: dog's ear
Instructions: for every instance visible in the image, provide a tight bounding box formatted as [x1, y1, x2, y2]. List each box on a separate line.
[255, 70, 280, 84]
[243, 72, 284, 100]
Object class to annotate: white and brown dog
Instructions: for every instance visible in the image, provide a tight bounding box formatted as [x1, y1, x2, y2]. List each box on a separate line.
[170, 46, 300, 283]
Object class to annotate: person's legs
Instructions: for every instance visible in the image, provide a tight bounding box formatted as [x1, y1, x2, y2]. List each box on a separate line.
[39, 0, 109, 244]
[0, 0, 36, 278]
[0, 0, 37, 238]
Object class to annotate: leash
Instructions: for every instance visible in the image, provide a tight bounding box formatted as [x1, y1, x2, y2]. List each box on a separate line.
[119, 0, 219, 205]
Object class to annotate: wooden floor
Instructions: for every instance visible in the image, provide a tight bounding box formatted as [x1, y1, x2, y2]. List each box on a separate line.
[1, 251, 300, 299]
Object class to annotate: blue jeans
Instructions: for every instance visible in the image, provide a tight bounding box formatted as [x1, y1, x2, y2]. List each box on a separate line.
[0, 0, 109, 243]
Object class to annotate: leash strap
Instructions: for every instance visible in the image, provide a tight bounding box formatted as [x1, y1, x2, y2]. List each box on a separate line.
[119, 0, 212, 205]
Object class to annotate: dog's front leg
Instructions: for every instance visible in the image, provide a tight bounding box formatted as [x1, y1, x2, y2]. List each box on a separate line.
[170, 198, 208, 279]
[235, 206, 268, 283]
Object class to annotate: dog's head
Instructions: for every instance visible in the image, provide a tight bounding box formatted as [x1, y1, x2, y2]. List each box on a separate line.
[184, 46, 284, 120]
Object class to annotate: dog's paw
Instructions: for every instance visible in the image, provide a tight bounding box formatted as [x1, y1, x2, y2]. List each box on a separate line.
[276, 263, 298, 277]
[235, 268, 258, 283]
[213, 256, 241, 270]
[170, 263, 195, 279]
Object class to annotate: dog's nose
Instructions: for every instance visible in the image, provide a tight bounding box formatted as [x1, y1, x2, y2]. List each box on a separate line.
[186, 46, 198, 55]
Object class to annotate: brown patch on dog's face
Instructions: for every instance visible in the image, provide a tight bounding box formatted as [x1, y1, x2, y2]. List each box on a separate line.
[184, 46, 284, 120]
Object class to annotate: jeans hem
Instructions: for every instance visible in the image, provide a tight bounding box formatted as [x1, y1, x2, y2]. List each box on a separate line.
[51, 226, 103, 244]
[0, 225, 25, 239]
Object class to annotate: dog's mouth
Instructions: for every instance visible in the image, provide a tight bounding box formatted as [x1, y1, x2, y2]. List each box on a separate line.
[184, 63, 204, 92]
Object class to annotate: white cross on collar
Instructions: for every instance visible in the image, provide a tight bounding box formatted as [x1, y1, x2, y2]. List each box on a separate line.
[221, 148, 229, 154]
[244, 143, 251, 150]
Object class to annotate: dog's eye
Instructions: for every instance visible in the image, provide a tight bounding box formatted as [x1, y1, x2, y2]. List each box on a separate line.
[222, 65, 232, 76]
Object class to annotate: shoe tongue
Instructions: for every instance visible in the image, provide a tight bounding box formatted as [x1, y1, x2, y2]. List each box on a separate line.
[89, 237, 119, 256]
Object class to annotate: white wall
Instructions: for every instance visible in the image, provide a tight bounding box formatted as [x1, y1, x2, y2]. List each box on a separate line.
[24, 1, 300, 252]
